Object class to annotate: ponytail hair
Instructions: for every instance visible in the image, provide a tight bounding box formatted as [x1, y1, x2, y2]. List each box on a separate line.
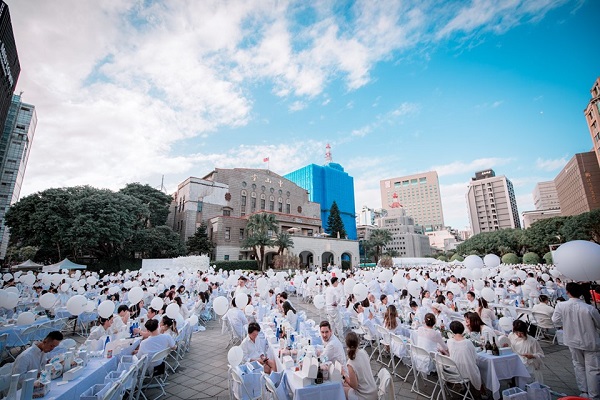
[345, 331, 360, 360]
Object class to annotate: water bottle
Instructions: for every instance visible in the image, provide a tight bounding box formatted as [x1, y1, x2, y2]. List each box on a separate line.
[276, 325, 280, 340]
[515, 299, 519, 307]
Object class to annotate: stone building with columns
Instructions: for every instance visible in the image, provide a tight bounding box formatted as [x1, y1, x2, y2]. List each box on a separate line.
[167, 168, 359, 267]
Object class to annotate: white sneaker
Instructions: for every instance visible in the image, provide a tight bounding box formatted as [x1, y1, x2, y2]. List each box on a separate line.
[579, 393, 589, 398]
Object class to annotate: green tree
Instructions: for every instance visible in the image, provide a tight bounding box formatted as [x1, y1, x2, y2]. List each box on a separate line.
[450, 254, 464, 262]
[186, 222, 214, 256]
[502, 253, 520, 264]
[242, 213, 278, 271]
[127, 226, 185, 258]
[384, 249, 400, 257]
[522, 252, 541, 264]
[119, 183, 173, 227]
[543, 251, 553, 264]
[5, 245, 39, 264]
[437, 255, 448, 262]
[523, 217, 567, 255]
[326, 201, 347, 239]
[560, 209, 600, 243]
[274, 232, 294, 255]
[367, 229, 392, 264]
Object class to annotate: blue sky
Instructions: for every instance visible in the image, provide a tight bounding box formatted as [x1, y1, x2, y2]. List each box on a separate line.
[7, 0, 599, 232]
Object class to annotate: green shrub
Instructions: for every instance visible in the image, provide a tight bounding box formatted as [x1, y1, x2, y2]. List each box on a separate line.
[437, 256, 448, 262]
[502, 253, 520, 264]
[450, 254, 464, 262]
[543, 252, 553, 264]
[522, 252, 541, 264]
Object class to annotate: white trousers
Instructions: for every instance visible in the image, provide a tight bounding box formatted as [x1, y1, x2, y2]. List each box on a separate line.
[569, 347, 600, 399]
[326, 307, 344, 338]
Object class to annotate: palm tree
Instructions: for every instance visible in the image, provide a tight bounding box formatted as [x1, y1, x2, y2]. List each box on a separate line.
[274, 232, 294, 255]
[242, 213, 278, 271]
[368, 229, 392, 264]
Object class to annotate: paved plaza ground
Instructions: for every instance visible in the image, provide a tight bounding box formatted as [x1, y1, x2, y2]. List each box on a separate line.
[141, 294, 579, 400]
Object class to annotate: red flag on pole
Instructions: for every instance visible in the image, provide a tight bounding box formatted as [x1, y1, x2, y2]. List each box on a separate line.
[263, 157, 269, 162]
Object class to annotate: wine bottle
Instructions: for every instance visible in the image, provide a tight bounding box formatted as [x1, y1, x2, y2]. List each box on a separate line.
[484, 339, 493, 353]
[316, 358, 323, 384]
[492, 337, 500, 356]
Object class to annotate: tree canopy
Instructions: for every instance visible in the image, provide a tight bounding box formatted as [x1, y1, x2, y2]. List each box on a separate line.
[242, 212, 278, 271]
[368, 228, 392, 264]
[186, 222, 214, 256]
[326, 201, 347, 239]
[5, 184, 182, 264]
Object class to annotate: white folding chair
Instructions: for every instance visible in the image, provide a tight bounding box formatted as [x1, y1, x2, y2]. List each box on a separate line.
[376, 367, 395, 400]
[375, 325, 392, 367]
[434, 353, 476, 400]
[531, 311, 557, 343]
[410, 344, 439, 400]
[141, 348, 172, 400]
[101, 381, 122, 400]
[390, 333, 412, 381]
[229, 366, 261, 400]
[261, 373, 281, 400]
[0, 362, 14, 397]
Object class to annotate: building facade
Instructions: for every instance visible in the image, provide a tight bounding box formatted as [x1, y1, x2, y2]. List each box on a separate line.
[522, 209, 562, 229]
[380, 171, 444, 232]
[533, 181, 561, 211]
[284, 161, 357, 240]
[0, 2, 19, 148]
[374, 208, 432, 257]
[0, 94, 36, 258]
[466, 169, 521, 235]
[554, 152, 600, 216]
[167, 168, 358, 267]
[585, 77, 600, 166]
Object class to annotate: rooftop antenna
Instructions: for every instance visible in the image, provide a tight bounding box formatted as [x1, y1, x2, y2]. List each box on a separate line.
[325, 143, 332, 164]
[157, 175, 167, 193]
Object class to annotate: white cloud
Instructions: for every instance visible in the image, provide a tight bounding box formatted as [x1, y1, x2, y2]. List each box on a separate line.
[536, 156, 568, 172]
[439, 182, 470, 230]
[431, 157, 513, 177]
[289, 101, 307, 112]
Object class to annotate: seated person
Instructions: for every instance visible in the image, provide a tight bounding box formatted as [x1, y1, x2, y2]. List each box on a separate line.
[416, 313, 448, 354]
[282, 300, 297, 330]
[159, 315, 178, 339]
[508, 320, 544, 383]
[224, 298, 248, 339]
[240, 322, 276, 373]
[383, 305, 402, 335]
[13, 331, 63, 382]
[318, 320, 347, 367]
[531, 295, 554, 328]
[342, 332, 377, 400]
[464, 312, 496, 345]
[446, 321, 482, 392]
[112, 304, 130, 333]
[135, 319, 176, 374]
[89, 315, 114, 340]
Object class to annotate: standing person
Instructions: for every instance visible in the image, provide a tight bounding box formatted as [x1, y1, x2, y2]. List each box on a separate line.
[318, 321, 347, 366]
[553, 282, 600, 399]
[342, 332, 377, 400]
[326, 277, 344, 338]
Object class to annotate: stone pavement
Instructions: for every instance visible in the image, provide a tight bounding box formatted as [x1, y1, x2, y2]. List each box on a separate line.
[146, 295, 579, 400]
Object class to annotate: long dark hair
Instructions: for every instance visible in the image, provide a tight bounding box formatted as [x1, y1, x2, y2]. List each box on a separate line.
[384, 305, 398, 331]
[345, 331, 360, 360]
[161, 315, 178, 335]
[282, 301, 296, 315]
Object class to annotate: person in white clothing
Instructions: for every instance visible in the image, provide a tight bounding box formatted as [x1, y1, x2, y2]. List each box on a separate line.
[12, 331, 63, 382]
[531, 295, 555, 328]
[89, 315, 115, 340]
[553, 282, 600, 400]
[326, 277, 344, 337]
[342, 331, 377, 400]
[319, 321, 347, 367]
[508, 320, 544, 383]
[135, 319, 176, 373]
[240, 322, 276, 373]
[224, 297, 248, 340]
[447, 321, 482, 392]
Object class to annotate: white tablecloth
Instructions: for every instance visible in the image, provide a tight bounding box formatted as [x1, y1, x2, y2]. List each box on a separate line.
[282, 370, 345, 400]
[477, 352, 531, 400]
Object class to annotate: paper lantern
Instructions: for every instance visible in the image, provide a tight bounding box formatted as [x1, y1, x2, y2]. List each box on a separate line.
[17, 312, 35, 326]
[227, 346, 243, 367]
[484, 254, 501, 268]
[353, 283, 368, 302]
[39, 293, 56, 309]
[244, 305, 254, 316]
[407, 281, 421, 298]
[555, 240, 600, 281]
[481, 287, 495, 302]
[66, 295, 88, 316]
[313, 294, 326, 309]
[166, 303, 180, 319]
[464, 255, 484, 270]
[213, 296, 229, 315]
[98, 300, 115, 318]
[150, 297, 164, 310]
[128, 287, 144, 305]
[235, 293, 248, 309]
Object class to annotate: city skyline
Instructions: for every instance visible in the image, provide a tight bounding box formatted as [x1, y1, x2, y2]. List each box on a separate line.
[6, 0, 600, 231]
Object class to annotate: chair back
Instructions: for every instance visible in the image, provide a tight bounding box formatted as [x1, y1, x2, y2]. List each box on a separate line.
[261, 374, 280, 400]
[20, 378, 35, 400]
[150, 347, 172, 366]
[100, 381, 121, 400]
[133, 355, 149, 400]
[376, 325, 391, 344]
[434, 353, 465, 385]
[389, 333, 409, 359]
[531, 311, 554, 329]
[410, 344, 435, 375]
[377, 368, 394, 400]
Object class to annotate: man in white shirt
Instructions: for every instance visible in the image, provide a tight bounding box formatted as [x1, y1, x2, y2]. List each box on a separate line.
[136, 319, 176, 373]
[234, 276, 249, 296]
[553, 282, 600, 400]
[531, 295, 555, 328]
[318, 321, 347, 367]
[240, 322, 276, 373]
[13, 331, 63, 381]
[325, 277, 344, 338]
[466, 291, 478, 311]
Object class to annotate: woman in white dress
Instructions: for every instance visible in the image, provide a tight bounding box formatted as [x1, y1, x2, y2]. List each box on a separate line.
[464, 312, 496, 346]
[447, 320, 482, 392]
[508, 320, 544, 383]
[477, 298, 496, 329]
[342, 331, 377, 400]
[416, 313, 448, 354]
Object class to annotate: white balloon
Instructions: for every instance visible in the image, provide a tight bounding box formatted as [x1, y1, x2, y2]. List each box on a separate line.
[481, 287, 496, 302]
[188, 315, 199, 326]
[150, 297, 164, 310]
[3, 292, 18, 309]
[98, 300, 115, 318]
[39, 293, 56, 309]
[17, 312, 35, 326]
[407, 281, 421, 298]
[85, 300, 96, 312]
[2, 273, 12, 281]
[471, 268, 482, 280]
[473, 280, 485, 291]
[256, 278, 268, 291]
[5, 287, 19, 295]
[198, 282, 208, 292]
[344, 278, 356, 294]
[60, 283, 70, 292]
[555, 240, 600, 281]
[313, 294, 326, 310]
[464, 255, 484, 270]
[483, 254, 501, 268]
[213, 296, 229, 315]
[108, 286, 119, 295]
[244, 305, 255, 316]
[498, 316, 513, 332]
[227, 346, 243, 367]
[516, 270, 527, 280]
[392, 274, 405, 290]
[21, 274, 36, 286]
[66, 295, 88, 316]
[353, 283, 368, 302]
[235, 293, 248, 309]
[550, 268, 560, 278]
[128, 287, 144, 305]
[541, 273, 550, 282]
[166, 303, 180, 319]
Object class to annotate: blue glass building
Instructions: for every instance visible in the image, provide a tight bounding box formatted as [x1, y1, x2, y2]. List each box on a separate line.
[284, 162, 357, 240]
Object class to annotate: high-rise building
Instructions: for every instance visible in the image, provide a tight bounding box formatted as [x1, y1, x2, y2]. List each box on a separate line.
[0, 94, 36, 258]
[374, 207, 431, 257]
[466, 169, 521, 235]
[533, 181, 560, 211]
[357, 206, 375, 226]
[585, 77, 600, 166]
[284, 145, 357, 240]
[0, 2, 19, 148]
[554, 151, 600, 216]
[380, 171, 444, 232]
